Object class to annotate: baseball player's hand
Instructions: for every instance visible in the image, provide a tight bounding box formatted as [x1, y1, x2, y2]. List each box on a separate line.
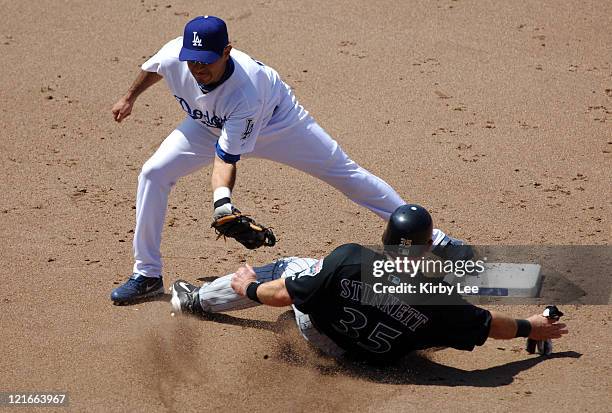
[526, 314, 568, 340]
[111, 96, 134, 122]
[230, 264, 257, 296]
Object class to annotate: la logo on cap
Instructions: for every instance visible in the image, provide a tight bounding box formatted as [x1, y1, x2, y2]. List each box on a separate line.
[179, 15, 228, 64]
[192, 32, 202, 47]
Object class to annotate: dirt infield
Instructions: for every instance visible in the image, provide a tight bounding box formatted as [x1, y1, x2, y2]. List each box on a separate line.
[1, 0, 610, 411]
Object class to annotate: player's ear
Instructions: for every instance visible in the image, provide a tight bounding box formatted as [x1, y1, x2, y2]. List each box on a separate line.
[223, 44, 232, 57]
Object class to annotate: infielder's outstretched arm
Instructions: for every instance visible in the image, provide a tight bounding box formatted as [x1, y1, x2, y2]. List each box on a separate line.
[211, 154, 238, 218]
[111, 70, 163, 122]
[211, 154, 236, 191]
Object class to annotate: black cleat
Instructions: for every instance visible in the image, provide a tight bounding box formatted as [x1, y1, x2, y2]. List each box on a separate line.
[170, 280, 204, 315]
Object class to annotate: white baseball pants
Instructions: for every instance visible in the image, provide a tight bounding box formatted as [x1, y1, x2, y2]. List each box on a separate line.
[133, 116, 446, 277]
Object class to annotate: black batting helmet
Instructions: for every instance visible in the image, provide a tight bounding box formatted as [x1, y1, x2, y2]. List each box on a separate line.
[382, 204, 433, 246]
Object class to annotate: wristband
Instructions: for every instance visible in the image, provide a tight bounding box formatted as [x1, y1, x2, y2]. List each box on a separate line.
[246, 281, 262, 303]
[213, 197, 231, 209]
[213, 187, 232, 210]
[213, 187, 231, 202]
[515, 319, 532, 338]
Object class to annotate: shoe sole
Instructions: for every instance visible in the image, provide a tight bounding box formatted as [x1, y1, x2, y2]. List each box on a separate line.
[112, 285, 165, 306]
[170, 285, 182, 314]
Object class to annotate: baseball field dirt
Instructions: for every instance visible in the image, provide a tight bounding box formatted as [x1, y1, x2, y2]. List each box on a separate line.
[1, 0, 610, 411]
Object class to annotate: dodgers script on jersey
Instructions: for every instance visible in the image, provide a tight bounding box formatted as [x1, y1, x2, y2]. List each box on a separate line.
[141, 37, 307, 156]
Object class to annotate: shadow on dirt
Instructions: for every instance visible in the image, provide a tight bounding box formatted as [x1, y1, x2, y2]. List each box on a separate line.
[332, 351, 582, 387]
[201, 310, 583, 388]
[198, 308, 294, 333]
[111, 293, 172, 306]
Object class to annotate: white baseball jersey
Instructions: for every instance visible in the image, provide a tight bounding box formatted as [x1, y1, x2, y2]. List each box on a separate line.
[128, 37, 447, 279]
[142, 38, 307, 158]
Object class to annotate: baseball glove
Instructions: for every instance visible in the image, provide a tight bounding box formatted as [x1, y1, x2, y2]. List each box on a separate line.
[211, 213, 276, 250]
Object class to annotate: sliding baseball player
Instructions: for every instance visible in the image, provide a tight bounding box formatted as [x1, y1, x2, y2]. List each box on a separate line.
[171, 205, 567, 361]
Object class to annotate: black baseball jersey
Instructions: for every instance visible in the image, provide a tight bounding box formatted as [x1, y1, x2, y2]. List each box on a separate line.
[285, 243, 492, 361]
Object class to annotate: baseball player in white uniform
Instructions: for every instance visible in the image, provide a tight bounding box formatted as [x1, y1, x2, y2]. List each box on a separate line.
[110, 16, 470, 304]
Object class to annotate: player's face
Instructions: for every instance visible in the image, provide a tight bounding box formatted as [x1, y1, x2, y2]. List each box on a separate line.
[187, 45, 232, 85]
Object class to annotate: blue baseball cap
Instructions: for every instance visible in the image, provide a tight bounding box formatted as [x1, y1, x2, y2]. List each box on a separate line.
[179, 15, 228, 64]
